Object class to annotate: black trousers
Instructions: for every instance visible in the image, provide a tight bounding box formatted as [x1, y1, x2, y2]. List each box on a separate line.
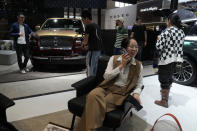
[15, 44, 30, 70]
[158, 62, 176, 89]
[136, 42, 144, 61]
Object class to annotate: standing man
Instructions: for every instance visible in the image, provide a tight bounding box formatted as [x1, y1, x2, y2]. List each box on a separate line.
[81, 10, 102, 76]
[10, 12, 34, 74]
[130, 17, 147, 61]
[114, 17, 128, 55]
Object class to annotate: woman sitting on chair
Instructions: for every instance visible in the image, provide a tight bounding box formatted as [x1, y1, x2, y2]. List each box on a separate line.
[77, 37, 143, 131]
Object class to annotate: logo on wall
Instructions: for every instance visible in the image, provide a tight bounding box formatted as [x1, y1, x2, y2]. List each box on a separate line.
[140, 7, 158, 12]
[110, 13, 129, 19]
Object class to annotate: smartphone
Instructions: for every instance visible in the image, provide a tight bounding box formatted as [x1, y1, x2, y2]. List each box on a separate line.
[121, 48, 127, 54]
[121, 48, 131, 64]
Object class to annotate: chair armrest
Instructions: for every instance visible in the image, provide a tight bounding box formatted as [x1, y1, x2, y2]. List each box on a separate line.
[126, 95, 143, 111]
[71, 76, 98, 97]
[120, 95, 143, 123]
[0, 93, 15, 110]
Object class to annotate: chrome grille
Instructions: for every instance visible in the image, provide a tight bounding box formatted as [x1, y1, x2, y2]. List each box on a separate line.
[40, 36, 73, 47]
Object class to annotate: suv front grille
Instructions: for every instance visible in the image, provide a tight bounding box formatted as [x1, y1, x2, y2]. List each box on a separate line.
[40, 36, 73, 47]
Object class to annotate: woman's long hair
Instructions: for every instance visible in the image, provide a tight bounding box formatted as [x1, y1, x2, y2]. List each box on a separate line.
[168, 13, 182, 29]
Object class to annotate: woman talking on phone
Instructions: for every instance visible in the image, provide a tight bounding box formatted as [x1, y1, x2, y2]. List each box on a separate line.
[76, 37, 143, 131]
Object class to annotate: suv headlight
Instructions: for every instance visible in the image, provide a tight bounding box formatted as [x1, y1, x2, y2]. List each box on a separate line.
[75, 37, 83, 43]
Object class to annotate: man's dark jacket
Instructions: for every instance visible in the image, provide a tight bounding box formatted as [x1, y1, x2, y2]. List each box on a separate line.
[10, 22, 33, 48]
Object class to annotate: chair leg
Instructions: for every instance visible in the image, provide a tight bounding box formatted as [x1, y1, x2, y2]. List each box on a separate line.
[113, 128, 116, 131]
[70, 114, 76, 130]
[130, 111, 133, 117]
[0, 109, 7, 123]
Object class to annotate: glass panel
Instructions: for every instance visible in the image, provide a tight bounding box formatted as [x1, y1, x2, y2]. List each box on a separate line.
[115, 2, 120, 7]
[120, 2, 124, 7]
[188, 25, 197, 36]
[42, 19, 83, 31]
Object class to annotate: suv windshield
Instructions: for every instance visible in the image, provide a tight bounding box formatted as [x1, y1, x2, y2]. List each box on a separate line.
[187, 24, 197, 36]
[42, 19, 83, 31]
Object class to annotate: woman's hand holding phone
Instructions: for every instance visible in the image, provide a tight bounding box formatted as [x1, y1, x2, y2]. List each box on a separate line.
[122, 53, 131, 67]
[122, 48, 131, 65]
[119, 49, 131, 71]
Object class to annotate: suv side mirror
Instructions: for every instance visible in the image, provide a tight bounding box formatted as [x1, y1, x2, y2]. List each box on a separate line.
[35, 25, 40, 31]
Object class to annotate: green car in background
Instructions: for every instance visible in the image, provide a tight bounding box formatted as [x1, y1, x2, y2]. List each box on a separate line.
[173, 24, 197, 85]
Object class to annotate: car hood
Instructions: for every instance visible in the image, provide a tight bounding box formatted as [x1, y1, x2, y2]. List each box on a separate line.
[185, 36, 197, 41]
[36, 29, 82, 37]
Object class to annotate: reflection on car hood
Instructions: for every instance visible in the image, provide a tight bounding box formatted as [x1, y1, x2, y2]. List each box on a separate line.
[36, 29, 82, 37]
[185, 36, 197, 41]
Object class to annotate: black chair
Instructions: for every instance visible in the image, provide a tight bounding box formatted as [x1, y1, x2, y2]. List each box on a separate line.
[68, 55, 143, 131]
[0, 93, 18, 131]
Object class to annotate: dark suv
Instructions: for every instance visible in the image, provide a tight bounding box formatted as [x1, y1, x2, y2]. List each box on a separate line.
[173, 23, 197, 85]
[30, 18, 86, 67]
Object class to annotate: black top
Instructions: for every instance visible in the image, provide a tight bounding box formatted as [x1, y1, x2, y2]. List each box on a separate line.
[131, 24, 146, 43]
[85, 23, 102, 51]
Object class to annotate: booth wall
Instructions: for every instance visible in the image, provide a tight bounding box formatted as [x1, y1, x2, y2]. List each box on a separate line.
[104, 5, 137, 29]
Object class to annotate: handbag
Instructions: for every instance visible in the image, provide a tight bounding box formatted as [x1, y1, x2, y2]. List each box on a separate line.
[151, 113, 183, 131]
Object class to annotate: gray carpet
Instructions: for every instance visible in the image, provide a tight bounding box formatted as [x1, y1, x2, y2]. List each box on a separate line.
[0, 65, 155, 100]
[0, 69, 85, 83]
[12, 110, 152, 131]
[0, 73, 86, 100]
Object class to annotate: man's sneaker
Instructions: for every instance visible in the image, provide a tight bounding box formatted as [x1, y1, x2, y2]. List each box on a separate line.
[24, 68, 30, 72]
[20, 69, 26, 74]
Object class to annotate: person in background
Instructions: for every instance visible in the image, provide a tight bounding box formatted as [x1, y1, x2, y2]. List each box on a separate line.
[0, 16, 9, 40]
[114, 17, 128, 55]
[81, 10, 102, 77]
[155, 13, 185, 108]
[76, 37, 143, 131]
[130, 17, 147, 61]
[10, 12, 35, 74]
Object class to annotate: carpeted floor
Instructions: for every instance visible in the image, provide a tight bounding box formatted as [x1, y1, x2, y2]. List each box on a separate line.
[0, 73, 86, 100]
[0, 67, 85, 83]
[12, 110, 152, 131]
[0, 65, 155, 100]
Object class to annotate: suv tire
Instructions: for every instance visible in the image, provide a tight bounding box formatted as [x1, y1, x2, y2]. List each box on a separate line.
[173, 56, 196, 85]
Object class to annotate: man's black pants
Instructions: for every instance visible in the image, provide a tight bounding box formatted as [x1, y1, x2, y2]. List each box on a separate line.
[15, 44, 30, 70]
[136, 42, 144, 61]
[158, 62, 176, 89]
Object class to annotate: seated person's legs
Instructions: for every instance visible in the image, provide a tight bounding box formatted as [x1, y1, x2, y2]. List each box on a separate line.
[77, 87, 109, 131]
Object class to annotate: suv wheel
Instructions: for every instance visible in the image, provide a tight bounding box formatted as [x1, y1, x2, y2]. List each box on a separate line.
[173, 57, 196, 85]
